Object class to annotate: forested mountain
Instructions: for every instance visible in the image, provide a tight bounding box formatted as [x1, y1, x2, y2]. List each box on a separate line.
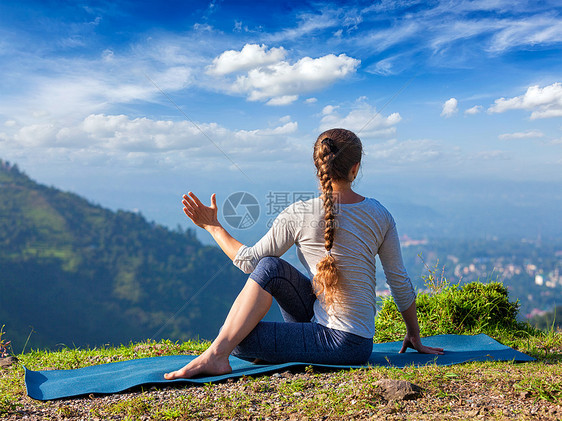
[0, 160, 248, 351]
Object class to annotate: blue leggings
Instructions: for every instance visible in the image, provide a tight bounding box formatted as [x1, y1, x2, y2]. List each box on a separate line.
[231, 256, 373, 365]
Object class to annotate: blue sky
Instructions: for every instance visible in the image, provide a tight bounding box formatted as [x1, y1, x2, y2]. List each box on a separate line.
[1, 0, 561, 240]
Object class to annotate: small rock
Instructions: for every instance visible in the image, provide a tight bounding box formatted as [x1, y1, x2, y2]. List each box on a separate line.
[384, 406, 398, 414]
[374, 379, 422, 401]
[0, 356, 18, 368]
[520, 391, 531, 399]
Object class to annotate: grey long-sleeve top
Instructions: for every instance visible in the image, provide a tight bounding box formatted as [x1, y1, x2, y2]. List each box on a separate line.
[233, 197, 416, 338]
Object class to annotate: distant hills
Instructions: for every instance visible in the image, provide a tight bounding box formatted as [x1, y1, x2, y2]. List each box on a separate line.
[0, 159, 249, 351]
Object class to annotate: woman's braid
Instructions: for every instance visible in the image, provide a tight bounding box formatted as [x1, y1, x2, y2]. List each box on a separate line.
[312, 129, 362, 308]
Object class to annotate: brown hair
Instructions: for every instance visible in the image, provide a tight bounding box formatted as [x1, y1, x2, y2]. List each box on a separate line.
[312, 128, 363, 307]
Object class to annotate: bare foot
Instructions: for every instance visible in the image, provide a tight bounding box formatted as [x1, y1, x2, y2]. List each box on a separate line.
[164, 349, 232, 380]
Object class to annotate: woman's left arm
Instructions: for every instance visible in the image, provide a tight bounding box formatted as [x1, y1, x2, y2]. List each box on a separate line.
[399, 301, 444, 355]
[182, 192, 242, 261]
[378, 216, 443, 354]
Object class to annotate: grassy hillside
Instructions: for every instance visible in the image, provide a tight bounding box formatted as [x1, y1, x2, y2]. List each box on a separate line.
[1, 280, 562, 419]
[0, 160, 248, 351]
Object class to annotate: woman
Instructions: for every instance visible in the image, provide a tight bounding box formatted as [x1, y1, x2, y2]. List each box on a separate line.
[165, 128, 443, 380]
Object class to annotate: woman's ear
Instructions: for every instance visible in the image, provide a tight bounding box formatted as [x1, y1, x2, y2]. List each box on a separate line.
[350, 162, 360, 180]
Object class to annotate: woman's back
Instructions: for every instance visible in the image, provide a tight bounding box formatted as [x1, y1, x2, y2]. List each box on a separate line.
[235, 196, 415, 338]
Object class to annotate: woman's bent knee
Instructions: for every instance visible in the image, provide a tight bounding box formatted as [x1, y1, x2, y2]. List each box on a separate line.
[254, 256, 283, 272]
[249, 256, 284, 288]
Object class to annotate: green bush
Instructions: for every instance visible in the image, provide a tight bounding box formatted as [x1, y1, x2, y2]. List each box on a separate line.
[375, 280, 521, 343]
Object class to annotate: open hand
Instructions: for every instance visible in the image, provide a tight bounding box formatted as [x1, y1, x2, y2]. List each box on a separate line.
[182, 192, 219, 230]
[399, 333, 444, 355]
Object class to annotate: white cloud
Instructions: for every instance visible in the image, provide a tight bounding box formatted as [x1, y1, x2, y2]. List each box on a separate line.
[441, 98, 458, 118]
[488, 83, 562, 119]
[343, 2, 562, 73]
[32, 110, 50, 118]
[364, 138, 442, 164]
[231, 53, 360, 104]
[365, 57, 395, 75]
[472, 150, 510, 160]
[247, 121, 298, 136]
[464, 105, 482, 115]
[4, 114, 299, 163]
[265, 9, 340, 42]
[359, 21, 422, 54]
[193, 23, 214, 32]
[487, 16, 562, 53]
[207, 44, 287, 75]
[305, 97, 317, 104]
[0, 48, 195, 126]
[428, 19, 504, 55]
[14, 123, 59, 146]
[266, 95, 299, 106]
[498, 130, 544, 140]
[318, 100, 401, 138]
[101, 49, 114, 62]
[205, 44, 360, 105]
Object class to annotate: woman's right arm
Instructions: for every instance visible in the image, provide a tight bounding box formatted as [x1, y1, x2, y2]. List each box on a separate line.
[182, 192, 243, 261]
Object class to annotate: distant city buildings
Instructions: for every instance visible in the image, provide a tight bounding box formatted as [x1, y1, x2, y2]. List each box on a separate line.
[449, 258, 561, 287]
[400, 235, 428, 247]
[395, 236, 562, 319]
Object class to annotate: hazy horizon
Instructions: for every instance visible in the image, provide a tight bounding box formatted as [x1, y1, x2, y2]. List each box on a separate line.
[5, 158, 561, 247]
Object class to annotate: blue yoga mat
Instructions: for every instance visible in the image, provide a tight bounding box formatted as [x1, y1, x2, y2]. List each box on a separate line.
[25, 334, 534, 401]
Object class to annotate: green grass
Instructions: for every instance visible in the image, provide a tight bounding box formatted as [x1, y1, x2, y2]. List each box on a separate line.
[2, 340, 562, 419]
[19, 338, 210, 372]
